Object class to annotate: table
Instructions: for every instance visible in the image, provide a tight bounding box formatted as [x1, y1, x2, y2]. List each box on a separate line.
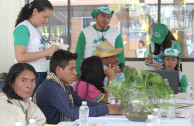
[59, 95, 194, 126]
[59, 114, 192, 126]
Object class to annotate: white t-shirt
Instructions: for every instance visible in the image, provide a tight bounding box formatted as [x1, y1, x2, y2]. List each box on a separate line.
[82, 25, 120, 58]
[14, 20, 48, 72]
[135, 48, 148, 58]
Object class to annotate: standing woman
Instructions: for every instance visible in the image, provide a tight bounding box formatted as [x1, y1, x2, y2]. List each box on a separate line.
[147, 24, 181, 70]
[14, 0, 60, 96]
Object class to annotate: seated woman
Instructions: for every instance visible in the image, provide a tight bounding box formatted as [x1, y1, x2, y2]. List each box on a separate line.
[0, 63, 46, 126]
[162, 48, 188, 92]
[73, 56, 115, 103]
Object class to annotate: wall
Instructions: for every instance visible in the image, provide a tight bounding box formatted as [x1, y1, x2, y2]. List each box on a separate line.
[0, 0, 25, 73]
[126, 61, 194, 87]
[0, 1, 193, 86]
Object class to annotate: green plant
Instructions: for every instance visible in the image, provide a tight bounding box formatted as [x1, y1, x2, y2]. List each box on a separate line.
[105, 67, 177, 111]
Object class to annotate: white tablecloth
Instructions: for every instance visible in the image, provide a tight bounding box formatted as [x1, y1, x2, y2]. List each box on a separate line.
[59, 114, 192, 126]
[59, 96, 194, 126]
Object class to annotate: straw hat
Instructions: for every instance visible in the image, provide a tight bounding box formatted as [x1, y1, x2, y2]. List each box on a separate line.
[96, 41, 123, 57]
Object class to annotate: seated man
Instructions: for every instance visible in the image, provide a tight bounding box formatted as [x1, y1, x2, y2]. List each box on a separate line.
[35, 49, 122, 124]
[95, 41, 131, 87]
[0, 63, 46, 126]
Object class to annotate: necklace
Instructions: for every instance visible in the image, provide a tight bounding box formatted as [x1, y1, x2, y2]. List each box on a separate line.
[96, 30, 107, 42]
[36, 28, 51, 44]
[28, 20, 51, 44]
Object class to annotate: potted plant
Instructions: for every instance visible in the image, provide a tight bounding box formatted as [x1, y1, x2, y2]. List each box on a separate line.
[105, 68, 175, 121]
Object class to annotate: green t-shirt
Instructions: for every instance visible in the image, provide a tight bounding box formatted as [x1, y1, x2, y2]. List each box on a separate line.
[14, 25, 30, 46]
[179, 72, 188, 92]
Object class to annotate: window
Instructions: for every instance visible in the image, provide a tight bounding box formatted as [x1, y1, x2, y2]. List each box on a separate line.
[46, 0, 194, 59]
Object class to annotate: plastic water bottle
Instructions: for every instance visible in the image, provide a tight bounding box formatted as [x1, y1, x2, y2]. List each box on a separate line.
[79, 101, 89, 126]
[152, 108, 160, 126]
[167, 94, 176, 119]
[164, 79, 169, 86]
[145, 115, 154, 126]
[108, 92, 116, 104]
[27, 119, 36, 126]
[186, 82, 193, 103]
[14, 122, 22, 126]
[169, 94, 175, 104]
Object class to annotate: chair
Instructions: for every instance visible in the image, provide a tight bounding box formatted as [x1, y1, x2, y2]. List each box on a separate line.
[179, 62, 182, 72]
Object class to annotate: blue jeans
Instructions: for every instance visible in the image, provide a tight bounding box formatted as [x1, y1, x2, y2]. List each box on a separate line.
[32, 72, 47, 98]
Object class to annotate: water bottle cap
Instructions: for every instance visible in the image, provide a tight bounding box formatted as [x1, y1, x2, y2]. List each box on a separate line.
[15, 122, 22, 126]
[148, 115, 153, 119]
[29, 119, 36, 124]
[82, 101, 87, 105]
[153, 108, 159, 112]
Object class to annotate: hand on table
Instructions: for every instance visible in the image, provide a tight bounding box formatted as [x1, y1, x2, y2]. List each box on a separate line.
[107, 104, 122, 115]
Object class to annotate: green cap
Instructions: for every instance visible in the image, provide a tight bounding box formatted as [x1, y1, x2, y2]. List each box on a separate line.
[91, 5, 114, 18]
[151, 24, 168, 44]
[162, 48, 180, 59]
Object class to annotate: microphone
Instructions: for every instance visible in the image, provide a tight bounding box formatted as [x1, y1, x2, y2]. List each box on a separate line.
[119, 63, 124, 69]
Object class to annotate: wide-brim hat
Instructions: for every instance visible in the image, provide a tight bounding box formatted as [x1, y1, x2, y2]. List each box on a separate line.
[91, 5, 114, 18]
[151, 24, 168, 44]
[96, 41, 123, 58]
[162, 48, 180, 59]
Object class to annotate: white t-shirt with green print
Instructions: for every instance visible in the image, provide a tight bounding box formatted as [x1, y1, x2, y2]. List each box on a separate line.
[75, 25, 125, 76]
[14, 20, 48, 72]
[82, 25, 120, 57]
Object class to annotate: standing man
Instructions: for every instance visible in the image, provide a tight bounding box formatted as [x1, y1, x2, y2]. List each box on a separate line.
[75, 5, 125, 75]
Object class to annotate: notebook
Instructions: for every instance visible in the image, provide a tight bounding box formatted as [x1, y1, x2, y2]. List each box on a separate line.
[147, 70, 179, 94]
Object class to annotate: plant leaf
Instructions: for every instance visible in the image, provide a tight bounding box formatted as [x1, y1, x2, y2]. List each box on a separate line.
[158, 102, 181, 108]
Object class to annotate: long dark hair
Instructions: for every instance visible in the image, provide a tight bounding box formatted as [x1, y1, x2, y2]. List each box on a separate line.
[3, 63, 37, 100]
[76, 56, 105, 98]
[153, 31, 176, 55]
[15, 0, 53, 27]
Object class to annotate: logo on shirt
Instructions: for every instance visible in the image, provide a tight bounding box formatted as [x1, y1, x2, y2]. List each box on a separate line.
[93, 37, 107, 44]
[153, 53, 163, 63]
[39, 38, 45, 50]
